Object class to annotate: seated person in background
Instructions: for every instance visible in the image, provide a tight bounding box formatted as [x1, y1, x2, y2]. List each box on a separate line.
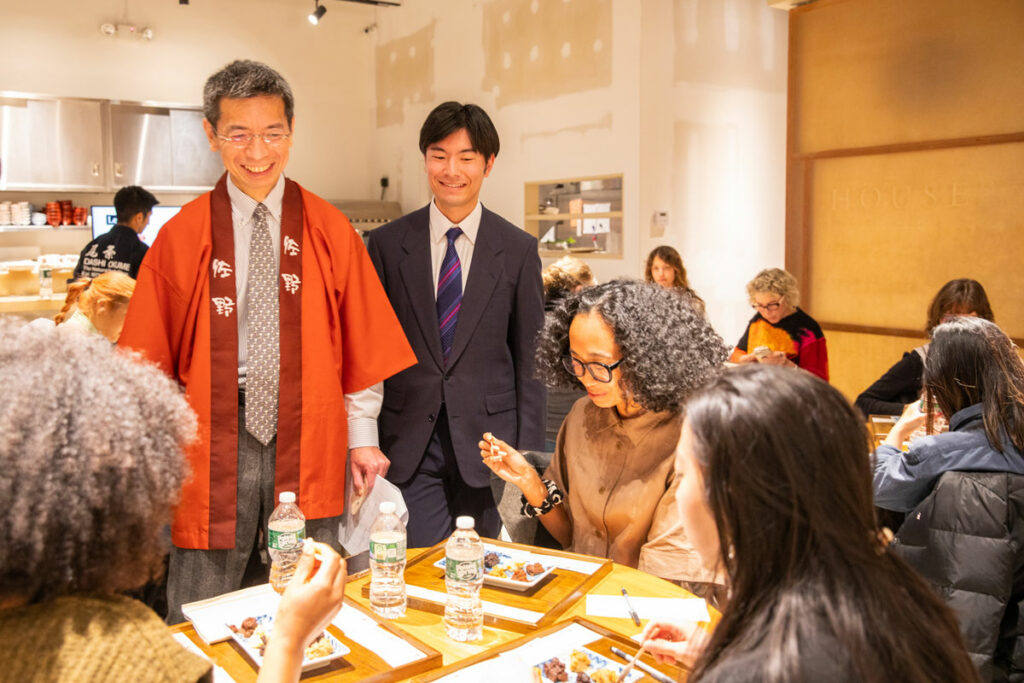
[0, 321, 346, 683]
[855, 278, 993, 417]
[644, 245, 705, 313]
[873, 317, 1024, 679]
[74, 185, 158, 280]
[541, 256, 596, 451]
[729, 267, 828, 381]
[481, 280, 728, 593]
[641, 365, 979, 682]
[53, 271, 136, 342]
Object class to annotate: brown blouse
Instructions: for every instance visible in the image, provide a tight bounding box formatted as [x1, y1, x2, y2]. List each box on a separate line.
[546, 397, 714, 582]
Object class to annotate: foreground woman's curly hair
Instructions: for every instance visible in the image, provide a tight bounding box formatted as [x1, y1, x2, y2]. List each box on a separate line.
[0, 319, 196, 602]
[536, 279, 728, 412]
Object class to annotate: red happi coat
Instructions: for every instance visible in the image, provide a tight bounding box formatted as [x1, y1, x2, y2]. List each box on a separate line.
[119, 175, 416, 550]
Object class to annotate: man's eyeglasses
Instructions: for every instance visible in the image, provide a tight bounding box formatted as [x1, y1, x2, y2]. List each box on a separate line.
[752, 298, 783, 313]
[216, 131, 291, 147]
[562, 355, 623, 383]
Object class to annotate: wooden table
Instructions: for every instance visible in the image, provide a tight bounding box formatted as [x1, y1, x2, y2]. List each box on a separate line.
[171, 548, 716, 681]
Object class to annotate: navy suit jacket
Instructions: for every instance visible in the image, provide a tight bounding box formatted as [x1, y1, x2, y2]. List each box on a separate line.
[367, 204, 546, 488]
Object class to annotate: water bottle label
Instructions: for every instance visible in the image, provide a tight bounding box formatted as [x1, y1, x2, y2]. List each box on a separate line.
[445, 557, 482, 581]
[369, 538, 406, 563]
[268, 527, 305, 551]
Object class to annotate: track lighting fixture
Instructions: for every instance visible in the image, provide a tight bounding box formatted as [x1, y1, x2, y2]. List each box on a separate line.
[309, 0, 327, 25]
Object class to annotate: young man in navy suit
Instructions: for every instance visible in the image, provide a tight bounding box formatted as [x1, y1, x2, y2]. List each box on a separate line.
[362, 102, 546, 545]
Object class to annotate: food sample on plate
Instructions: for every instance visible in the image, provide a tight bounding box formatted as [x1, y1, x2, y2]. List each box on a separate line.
[228, 614, 341, 661]
[437, 545, 555, 589]
[534, 648, 642, 683]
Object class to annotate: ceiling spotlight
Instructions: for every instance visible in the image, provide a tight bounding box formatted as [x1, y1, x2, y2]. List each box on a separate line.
[308, 1, 327, 25]
[100, 22, 116, 37]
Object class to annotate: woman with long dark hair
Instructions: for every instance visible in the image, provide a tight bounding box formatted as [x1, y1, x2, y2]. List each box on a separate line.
[873, 317, 1024, 678]
[641, 365, 978, 682]
[644, 245, 706, 313]
[855, 278, 994, 417]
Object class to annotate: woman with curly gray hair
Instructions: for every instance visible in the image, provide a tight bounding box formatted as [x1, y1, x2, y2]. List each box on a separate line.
[481, 280, 728, 590]
[0, 321, 347, 683]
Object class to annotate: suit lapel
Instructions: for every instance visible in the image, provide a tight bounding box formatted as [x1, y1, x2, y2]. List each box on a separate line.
[447, 208, 502, 367]
[398, 208, 444, 369]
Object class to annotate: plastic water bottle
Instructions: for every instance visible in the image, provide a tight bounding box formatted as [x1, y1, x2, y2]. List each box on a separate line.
[39, 266, 53, 298]
[268, 491, 305, 593]
[444, 516, 484, 641]
[369, 501, 407, 618]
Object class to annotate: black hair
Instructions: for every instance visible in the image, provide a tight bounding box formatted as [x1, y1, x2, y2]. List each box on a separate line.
[113, 185, 159, 224]
[924, 317, 1024, 454]
[684, 365, 979, 683]
[535, 279, 727, 413]
[419, 102, 500, 160]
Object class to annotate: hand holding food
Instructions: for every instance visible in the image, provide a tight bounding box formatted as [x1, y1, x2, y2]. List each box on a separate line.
[757, 350, 789, 366]
[640, 619, 708, 668]
[883, 398, 928, 447]
[478, 432, 538, 488]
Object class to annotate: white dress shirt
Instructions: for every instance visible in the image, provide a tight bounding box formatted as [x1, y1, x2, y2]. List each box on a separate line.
[346, 198, 482, 450]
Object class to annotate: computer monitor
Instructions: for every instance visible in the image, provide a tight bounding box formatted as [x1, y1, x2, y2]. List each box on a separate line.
[90, 205, 181, 246]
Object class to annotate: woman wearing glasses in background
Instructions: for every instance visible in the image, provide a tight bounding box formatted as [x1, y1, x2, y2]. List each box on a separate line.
[729, 267, 829, 381]
[480, 280, 728, 597]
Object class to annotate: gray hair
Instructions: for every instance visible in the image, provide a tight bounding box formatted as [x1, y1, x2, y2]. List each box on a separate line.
[0, 319, 196, 601]
[203, 59, 295, 130]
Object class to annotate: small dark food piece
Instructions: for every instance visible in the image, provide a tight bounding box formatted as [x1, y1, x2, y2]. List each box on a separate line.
[229, 616, 259, 638]
[576, 674, 592, 683]
[543, 657, 569, 681]
[525, 562, 545, 575]
[484, 551, 500, 569]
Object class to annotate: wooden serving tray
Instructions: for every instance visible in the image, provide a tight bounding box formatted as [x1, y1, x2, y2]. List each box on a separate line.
[410, 616, 686, 682]
[363, 539, 612, 633]
[174, 596, 443, 682]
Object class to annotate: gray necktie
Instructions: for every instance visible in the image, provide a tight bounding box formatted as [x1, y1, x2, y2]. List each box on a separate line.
[246, 203, 278, 445]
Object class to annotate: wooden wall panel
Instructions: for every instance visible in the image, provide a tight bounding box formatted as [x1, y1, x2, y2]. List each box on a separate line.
[825, 330, 921, 403]
[807, 143, 1024, 338]
[791, 0, 1024, 154]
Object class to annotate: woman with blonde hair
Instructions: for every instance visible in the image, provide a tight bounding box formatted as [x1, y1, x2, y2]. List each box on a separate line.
[729, 267, 828, 381]
[644, 245, 705, 312]
[542, 256, 596, 310]
[53, 271, 135, 342]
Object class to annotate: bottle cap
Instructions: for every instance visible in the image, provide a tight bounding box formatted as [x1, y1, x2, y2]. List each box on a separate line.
[379, 501, 396, 514]
[455, 515, 475, 529]
[279, 491, 296, 504]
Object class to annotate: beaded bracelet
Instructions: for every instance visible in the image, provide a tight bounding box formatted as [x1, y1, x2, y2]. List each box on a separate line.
[520, 478, 564, 518]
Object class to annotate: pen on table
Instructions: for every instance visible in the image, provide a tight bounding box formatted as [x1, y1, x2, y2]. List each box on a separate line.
[621, 587, 641, 626]
[610, 646, 676, 683]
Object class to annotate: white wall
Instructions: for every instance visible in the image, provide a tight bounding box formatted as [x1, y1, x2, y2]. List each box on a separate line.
[0, 0, 379, 201]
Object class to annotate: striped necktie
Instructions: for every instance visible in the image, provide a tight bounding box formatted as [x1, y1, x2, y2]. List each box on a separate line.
[246, 203, 279, 445]
[436, 226, 463, 364]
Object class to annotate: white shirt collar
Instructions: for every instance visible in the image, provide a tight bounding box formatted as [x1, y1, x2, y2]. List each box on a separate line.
[226, 174, 285, 224]
[429, 198, 482, 245]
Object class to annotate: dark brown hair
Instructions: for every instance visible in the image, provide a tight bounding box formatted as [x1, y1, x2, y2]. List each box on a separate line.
[419, 101, 499, 161]
[683, 365, 978, 682]
[925, 278, 993, 333]
[924, 317, 1024, 454]
[643, 245, 705, 312]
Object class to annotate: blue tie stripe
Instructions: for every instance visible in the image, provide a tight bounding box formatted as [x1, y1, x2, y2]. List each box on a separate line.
[437, 227, 463, 363]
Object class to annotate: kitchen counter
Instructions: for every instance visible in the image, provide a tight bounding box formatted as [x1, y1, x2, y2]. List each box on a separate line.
[0, 294, 64, 316]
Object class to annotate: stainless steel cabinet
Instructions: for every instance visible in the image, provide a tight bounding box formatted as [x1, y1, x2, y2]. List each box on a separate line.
[1, 94, 220, 191]
[0, 97, 106, 190]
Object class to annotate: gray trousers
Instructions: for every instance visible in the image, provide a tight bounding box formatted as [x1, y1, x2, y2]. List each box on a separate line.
[165, 402, 342, 624]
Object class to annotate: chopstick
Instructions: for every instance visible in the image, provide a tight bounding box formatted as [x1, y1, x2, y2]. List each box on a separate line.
[615, 640, 649, 683]
[610, 645, 676, 683]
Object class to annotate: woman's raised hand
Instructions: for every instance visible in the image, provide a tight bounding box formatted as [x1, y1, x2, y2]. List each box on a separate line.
[640, 619, 709, 668]
[478, 432, 537, 488]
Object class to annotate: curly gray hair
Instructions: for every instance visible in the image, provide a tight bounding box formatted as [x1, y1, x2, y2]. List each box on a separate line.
[203, 59, 295, 130]
[0, 319, 196, 601]
[535, 279, 729, 413]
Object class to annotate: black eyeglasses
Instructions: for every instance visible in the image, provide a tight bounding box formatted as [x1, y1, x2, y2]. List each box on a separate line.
[562, 355, 623, 383]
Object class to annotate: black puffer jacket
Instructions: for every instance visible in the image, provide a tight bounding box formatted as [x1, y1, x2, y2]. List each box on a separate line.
[892, 471, 1024, 682]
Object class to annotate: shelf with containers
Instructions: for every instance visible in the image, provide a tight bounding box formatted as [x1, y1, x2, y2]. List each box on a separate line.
[523, 174, 623, 258]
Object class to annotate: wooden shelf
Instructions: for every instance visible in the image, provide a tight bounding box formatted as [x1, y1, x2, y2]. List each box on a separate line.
[524, 211, 623, 221]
